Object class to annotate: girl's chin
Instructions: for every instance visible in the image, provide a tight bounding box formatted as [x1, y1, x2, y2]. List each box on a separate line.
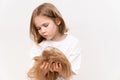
[43, 36, 54, 40]
[45, 37, 52, 40]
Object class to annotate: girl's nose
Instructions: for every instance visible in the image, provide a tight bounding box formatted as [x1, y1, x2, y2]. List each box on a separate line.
[41, 27, 46, 33]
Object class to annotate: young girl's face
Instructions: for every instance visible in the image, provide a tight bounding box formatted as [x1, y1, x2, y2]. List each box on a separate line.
[34, 16, 61, 41]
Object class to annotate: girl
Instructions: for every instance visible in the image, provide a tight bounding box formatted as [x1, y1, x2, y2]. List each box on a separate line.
[28, 2, 81, 80]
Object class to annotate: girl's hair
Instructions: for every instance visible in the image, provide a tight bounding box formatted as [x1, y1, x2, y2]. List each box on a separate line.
[30, 3, 68, 44]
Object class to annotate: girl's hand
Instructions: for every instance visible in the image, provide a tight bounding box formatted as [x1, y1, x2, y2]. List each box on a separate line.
[39, 62, 50, 78]
[50, 62, 65, 77]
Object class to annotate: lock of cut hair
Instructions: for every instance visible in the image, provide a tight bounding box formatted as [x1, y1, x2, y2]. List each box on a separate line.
[27, 47, 74, 80]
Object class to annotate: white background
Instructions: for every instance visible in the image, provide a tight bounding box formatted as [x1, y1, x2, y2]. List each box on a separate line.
[0, 0, 120, 80]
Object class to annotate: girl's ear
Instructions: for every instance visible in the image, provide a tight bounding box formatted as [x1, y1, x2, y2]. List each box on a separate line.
[55, 18, 61, 26]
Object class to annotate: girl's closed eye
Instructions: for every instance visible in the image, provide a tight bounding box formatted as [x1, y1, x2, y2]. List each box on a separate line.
[36, 27, 41, 30]
[43, 23, 49, 27]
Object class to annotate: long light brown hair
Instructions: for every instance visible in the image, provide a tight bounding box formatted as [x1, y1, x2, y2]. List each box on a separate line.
[27, 47, 73, 80]
[30, 3, 68, 44]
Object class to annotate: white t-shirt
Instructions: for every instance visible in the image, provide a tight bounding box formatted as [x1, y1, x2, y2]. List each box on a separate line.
[29, 34, 81, 80]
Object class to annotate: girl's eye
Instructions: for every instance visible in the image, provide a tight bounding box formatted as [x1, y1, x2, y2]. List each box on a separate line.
[43, 24, 48, 27]
[36, 27, 41, 30]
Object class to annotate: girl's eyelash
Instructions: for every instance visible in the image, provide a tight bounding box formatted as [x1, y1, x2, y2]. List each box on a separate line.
[43, 24, 48, 27]
[36, 24, 48, 30]
[38, 28, 41, 30]
[36, 27, 41, 30]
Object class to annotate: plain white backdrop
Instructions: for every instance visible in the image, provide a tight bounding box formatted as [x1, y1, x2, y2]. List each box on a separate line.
[0, 0, 120, 80]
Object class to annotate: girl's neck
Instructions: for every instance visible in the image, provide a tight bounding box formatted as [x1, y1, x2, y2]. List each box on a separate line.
[51, 33, 67, 42]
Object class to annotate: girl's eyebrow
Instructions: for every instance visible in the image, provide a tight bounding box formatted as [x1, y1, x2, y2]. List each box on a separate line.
[35, 22, 49, 28]
[35, 23, 48, 29]
[35, 27, 41, 30]
[35, 25, 41, 29]
[40, 23, 49, 27]
[42, 22, 48, 25]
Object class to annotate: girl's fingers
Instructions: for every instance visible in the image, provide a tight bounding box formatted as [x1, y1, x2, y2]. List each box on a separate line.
[40, 62, 49, 70]
[44, 63, 49, 69]
[58, 63, 62, 71]
[40, 62, 45, 69]
[49, 62, 62, 73]
[53, 63, 56, 71]
[39, 62, 50, 76]
[52, 62, 61, 71]
[50, 67, 53, 72]
[58, 63, 62, 69]
[55, 62, 58, 69]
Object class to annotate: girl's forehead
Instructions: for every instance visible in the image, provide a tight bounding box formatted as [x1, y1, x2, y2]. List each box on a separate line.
[34, 16, 50, 22]
[34, 16, 52, 26]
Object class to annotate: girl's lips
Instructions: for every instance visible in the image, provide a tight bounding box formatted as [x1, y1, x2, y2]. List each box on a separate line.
[42, 35, 48, 39]
[43, 35, 47, 37]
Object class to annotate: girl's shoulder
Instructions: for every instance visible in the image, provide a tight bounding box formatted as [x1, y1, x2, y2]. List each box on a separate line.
[65, 33, 79, 44]
[67, 34, 79, 42]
